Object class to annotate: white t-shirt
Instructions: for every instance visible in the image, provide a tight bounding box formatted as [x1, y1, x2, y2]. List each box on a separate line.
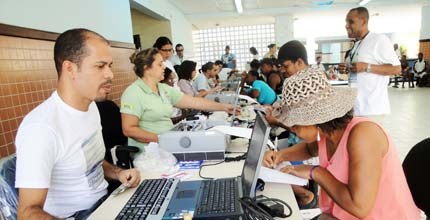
[414, 60, 427, 75]
[312, 63, 326, 72]
[218, 68, 232, 81]
[347, 32, 400, 116]
[169, 54, 183, 66]
[15, 91, 108, 218]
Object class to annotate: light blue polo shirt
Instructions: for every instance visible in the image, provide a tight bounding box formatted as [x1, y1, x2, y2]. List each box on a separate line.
[120, 78, 183, 149]
[192, 73, 210, 91]
[249, 80, 277, 105]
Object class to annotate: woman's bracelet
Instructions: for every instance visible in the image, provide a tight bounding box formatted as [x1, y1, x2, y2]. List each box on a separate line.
[310, 165, 319, 180]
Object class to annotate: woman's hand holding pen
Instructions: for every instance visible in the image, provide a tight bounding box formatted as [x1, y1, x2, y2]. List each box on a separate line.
[262, 149, 285, 169]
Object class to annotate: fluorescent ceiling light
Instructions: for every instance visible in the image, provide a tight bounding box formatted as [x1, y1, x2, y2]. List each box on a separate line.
[358, 0, 372, 6]
[234, 0, 243, 14]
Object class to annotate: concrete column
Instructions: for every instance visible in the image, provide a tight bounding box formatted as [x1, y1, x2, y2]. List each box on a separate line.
[419, 5, 430, 61]
[275, 14, 294, 47]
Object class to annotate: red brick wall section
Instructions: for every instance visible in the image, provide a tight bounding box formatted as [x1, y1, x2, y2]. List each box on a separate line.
[419, 41, 430, 62]
[0, 35, 136, 158]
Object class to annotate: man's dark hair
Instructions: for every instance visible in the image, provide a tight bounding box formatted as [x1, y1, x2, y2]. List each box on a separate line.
[260, 58, 273, 66]
[317, 109, 353, 134]
[199, 61, 215, 73]
[268, 44, 276, 49]
[350, 7, 369, 21]
[278, 40, 308, 65]
[250, 59, 260, 70]
[178, 60, 197, 80]
[153, 36, 172, 49]
[248, 70, 260, 78]
[54, 28, 108, 76]
[214, 60, 224, 66]
[249, 47, 258, 55]
[175, 44, 183, 50]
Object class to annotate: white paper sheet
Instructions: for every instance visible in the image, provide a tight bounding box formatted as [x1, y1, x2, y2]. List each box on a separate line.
[259, 166, 308, 186]
[209, 125, 275, 149]
[238, 94, 259, 104]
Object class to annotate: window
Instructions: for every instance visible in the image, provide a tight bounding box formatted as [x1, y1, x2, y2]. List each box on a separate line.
[192, 24, 275, 70]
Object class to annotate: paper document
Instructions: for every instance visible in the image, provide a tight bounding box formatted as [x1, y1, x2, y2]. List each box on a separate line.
[238, 94, 259, 104]
[259, 166, 308, 186]
[209, 125, 275, 149]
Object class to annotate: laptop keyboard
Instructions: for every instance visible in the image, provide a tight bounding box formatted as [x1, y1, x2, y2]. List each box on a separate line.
[196, 178, 238, 215]
[115, 178, 174, 220]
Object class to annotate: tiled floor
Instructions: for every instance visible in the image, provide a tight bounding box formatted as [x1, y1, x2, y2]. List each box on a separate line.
[384, 86, 429, 220]
[384, 87, 430, 161]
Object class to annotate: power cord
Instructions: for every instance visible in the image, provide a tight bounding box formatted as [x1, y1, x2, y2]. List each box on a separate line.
[198, 161, 225, 180]
[198, 153, 247, 179]
[224, 153, 247, 162]
[239, 195, 293, 219]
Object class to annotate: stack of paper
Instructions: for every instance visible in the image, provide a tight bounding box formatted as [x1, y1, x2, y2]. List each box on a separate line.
[259, 166, 308, 186]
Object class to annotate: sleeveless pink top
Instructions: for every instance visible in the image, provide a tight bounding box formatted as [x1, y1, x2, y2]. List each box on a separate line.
[318, 117, 420, 219]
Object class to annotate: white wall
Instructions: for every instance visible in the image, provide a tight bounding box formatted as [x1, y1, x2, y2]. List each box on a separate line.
[293, 5, 422, 58]
[0, 0, 133, 43]
[420, 5, 430, 39]
[132, 0, 194, 59]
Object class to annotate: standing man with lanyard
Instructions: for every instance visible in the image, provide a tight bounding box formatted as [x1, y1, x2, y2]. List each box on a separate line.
[338, 7, 400, 123]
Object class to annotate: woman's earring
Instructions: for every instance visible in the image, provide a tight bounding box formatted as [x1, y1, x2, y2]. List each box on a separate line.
[317, 129, 320, 142]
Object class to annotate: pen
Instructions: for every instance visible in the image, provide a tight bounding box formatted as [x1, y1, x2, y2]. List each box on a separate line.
[272, 137, 278, 169]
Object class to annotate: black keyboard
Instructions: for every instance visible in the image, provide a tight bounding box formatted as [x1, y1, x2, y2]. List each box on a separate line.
[195, 178, 238, 215]
[115, 178, 174, 220]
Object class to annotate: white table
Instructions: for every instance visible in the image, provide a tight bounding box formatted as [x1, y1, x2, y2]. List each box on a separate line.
[90, 138, 302, 220]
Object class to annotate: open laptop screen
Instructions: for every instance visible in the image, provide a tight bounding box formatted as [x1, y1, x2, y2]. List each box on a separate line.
[240, 111, 270, 198]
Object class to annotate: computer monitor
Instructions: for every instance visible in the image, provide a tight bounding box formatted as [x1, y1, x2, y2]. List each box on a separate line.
[241, 111, 270, 197]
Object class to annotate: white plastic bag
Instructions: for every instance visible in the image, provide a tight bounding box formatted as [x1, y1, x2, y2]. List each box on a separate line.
[133, 142, 177, 173]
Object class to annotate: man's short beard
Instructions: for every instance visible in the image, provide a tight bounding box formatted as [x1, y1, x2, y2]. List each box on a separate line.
[95, 94, 108, 102]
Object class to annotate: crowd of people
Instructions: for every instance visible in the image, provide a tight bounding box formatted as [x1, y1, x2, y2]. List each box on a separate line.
[11, 5, 425, 220]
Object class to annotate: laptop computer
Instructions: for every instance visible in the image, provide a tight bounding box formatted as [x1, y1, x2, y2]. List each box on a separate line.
[115, 112, 270, 220]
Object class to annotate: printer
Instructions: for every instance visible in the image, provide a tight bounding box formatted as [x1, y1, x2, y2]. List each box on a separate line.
[158, 119, 228, 161]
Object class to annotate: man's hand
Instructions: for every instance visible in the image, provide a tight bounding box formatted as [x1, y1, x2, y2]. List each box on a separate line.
[350, 62, 368, 73]
[223, 103, 240, 115]
[117, 168, 141, 188]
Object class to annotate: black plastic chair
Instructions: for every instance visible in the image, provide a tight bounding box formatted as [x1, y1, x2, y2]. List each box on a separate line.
[96, 100, 139, 193]
[402, 138, 430, 218]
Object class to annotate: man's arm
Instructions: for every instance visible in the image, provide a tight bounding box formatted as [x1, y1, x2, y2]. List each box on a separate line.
[18, 188, 54, 220]
[352, 62, 401, 76]
[102, 161, 140, 187]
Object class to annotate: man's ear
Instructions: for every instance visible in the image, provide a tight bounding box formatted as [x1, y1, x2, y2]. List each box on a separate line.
[62, 60, 78, 79]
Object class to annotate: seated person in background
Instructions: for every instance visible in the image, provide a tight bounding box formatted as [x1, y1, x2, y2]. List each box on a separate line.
[241, 70, 277, 105]
[177, 60, 200, 97]
[413, 52, 428, 87]
[161, 67, 188, 123]
[15, 28, 141, 220]
[260, 58, 283, 94]
[400, 55, 414, 88]
[311, 56, 327, 77]
[121, 48, 235, 150]
[160, 67, 175, 87]
[264, 69, 420, 219]
[192, 61, 223, 97]
[214, 60, 232, 81]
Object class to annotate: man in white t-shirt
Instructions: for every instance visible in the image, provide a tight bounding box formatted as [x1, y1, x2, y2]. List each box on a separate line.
[338, 7, 401, 123]
[15, 29, 141, 220]
[311, 56, 327, 77]
[413, 52, 428, 86]
[169, 43, 185, 66]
